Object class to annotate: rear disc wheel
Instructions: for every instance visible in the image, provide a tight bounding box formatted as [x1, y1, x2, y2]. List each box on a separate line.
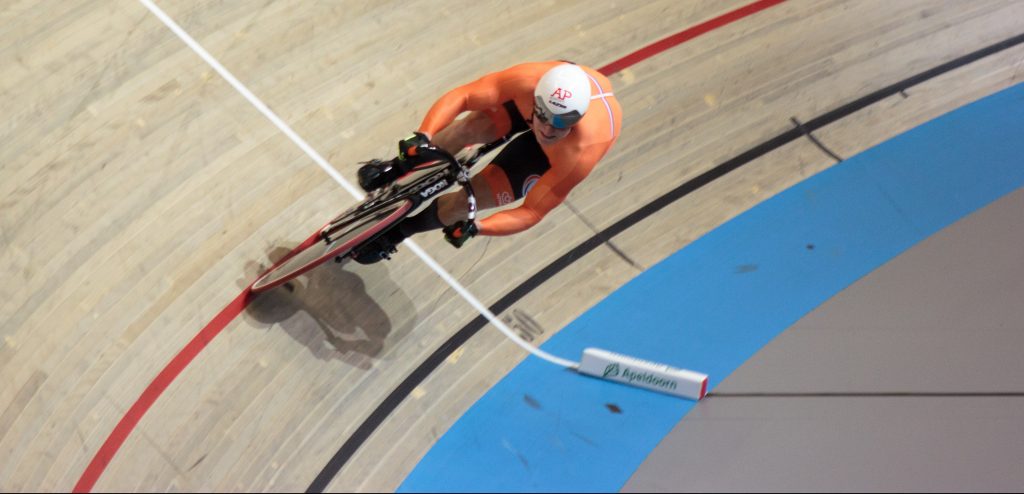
[251, 199, 412, 292]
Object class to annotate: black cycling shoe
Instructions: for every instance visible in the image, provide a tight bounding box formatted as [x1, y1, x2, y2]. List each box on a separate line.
[348, 229, 406, 265]
[350, 242, 396, 265]
[357, 158, 404, 192]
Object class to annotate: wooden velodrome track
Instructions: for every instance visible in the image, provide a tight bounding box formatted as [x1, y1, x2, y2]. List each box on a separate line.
[3, 0, 1023, 491]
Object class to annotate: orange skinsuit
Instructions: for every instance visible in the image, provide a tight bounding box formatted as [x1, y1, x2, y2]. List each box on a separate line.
[417, 61, 622, 236]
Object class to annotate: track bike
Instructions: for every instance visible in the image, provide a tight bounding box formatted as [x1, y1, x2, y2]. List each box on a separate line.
[250, 138, 506, 293]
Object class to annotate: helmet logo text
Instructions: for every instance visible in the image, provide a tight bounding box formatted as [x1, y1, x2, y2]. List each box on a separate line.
[550, 88, 572, 100]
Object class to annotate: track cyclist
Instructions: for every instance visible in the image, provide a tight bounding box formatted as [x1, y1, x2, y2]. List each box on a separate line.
[352, 61, 622, 264]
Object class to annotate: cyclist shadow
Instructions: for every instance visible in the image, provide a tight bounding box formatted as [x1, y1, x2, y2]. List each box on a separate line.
[240, 245, 417, 370]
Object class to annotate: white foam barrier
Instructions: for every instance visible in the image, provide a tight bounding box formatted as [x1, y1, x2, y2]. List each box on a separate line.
[578, 348, 708, 400]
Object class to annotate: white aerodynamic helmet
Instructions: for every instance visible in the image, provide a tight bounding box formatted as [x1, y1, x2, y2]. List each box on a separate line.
[533, 63, 592, 129]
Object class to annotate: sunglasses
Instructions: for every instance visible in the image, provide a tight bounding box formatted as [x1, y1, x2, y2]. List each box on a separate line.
[533, 96, 583, 129]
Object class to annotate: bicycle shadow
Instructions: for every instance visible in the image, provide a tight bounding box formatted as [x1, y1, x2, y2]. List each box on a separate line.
[239, 245, 418, 370]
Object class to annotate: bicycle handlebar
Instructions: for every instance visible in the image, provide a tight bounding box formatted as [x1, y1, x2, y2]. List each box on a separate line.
[415, 134, 508, 223]
[410, 145, 476, 222]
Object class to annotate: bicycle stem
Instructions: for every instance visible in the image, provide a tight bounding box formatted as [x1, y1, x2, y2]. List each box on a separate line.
[461, 173, 477, 223]
[419, 144, 481, 223]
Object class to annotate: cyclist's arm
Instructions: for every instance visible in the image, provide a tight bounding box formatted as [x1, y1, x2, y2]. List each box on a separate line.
[475, 178, 560, 236]
[477, 147, 601, 236]
[417, 66, 532, 138]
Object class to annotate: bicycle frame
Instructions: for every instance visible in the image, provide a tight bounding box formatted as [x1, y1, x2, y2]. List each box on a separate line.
[320, 137, 506, 245]
[251, 136, 510, 293]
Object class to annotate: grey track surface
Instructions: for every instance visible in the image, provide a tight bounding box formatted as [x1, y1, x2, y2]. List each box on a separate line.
[623, 188, 1024, 492]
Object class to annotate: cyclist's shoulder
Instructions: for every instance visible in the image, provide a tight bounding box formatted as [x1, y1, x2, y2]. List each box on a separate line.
[544, 133, 590, 162]
[573, 113, 620, 146]
[541, 127, 615, 171]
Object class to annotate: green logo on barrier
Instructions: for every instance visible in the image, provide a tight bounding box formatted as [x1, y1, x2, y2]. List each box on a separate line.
[601, 362, 679, 392]
[603, 363, 620, 378]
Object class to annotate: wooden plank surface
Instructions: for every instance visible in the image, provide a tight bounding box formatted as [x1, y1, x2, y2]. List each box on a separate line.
[2, 0, 1022, 491]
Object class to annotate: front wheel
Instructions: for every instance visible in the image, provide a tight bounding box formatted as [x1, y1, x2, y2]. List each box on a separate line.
[251, 199, 413, 293]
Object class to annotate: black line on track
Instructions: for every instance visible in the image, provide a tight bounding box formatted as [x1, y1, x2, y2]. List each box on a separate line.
[306, 31, 1024, 493]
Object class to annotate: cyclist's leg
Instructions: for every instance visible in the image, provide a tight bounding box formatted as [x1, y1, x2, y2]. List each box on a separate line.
[432, 110, 501, 153]
[359, 102, 536, 257]
[360, 111, 496, 192]
[435, 166, 510, 225]
[431, 130, 550, 227]
[390, 101, 528, 233]
[432, 100, 528, 153]
[382, 165, 507, 241]
[360, 102, 522, 193]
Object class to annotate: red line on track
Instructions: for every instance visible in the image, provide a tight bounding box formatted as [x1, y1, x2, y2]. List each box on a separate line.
[599, 0, 786, 75]
[73, 290, 251, 493]
[72, 233, 320, 493]
[72, 1, 784, 490]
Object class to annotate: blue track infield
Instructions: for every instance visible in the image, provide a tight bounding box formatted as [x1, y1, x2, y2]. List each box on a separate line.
[400, 82, 1024, 492]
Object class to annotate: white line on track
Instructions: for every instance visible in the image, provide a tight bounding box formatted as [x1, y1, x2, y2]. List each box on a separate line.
[138, 0, 576, 369]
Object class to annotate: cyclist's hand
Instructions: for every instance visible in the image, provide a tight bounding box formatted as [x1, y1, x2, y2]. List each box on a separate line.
[443, 220, 478, 248]
[398, 132, 432, 163]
